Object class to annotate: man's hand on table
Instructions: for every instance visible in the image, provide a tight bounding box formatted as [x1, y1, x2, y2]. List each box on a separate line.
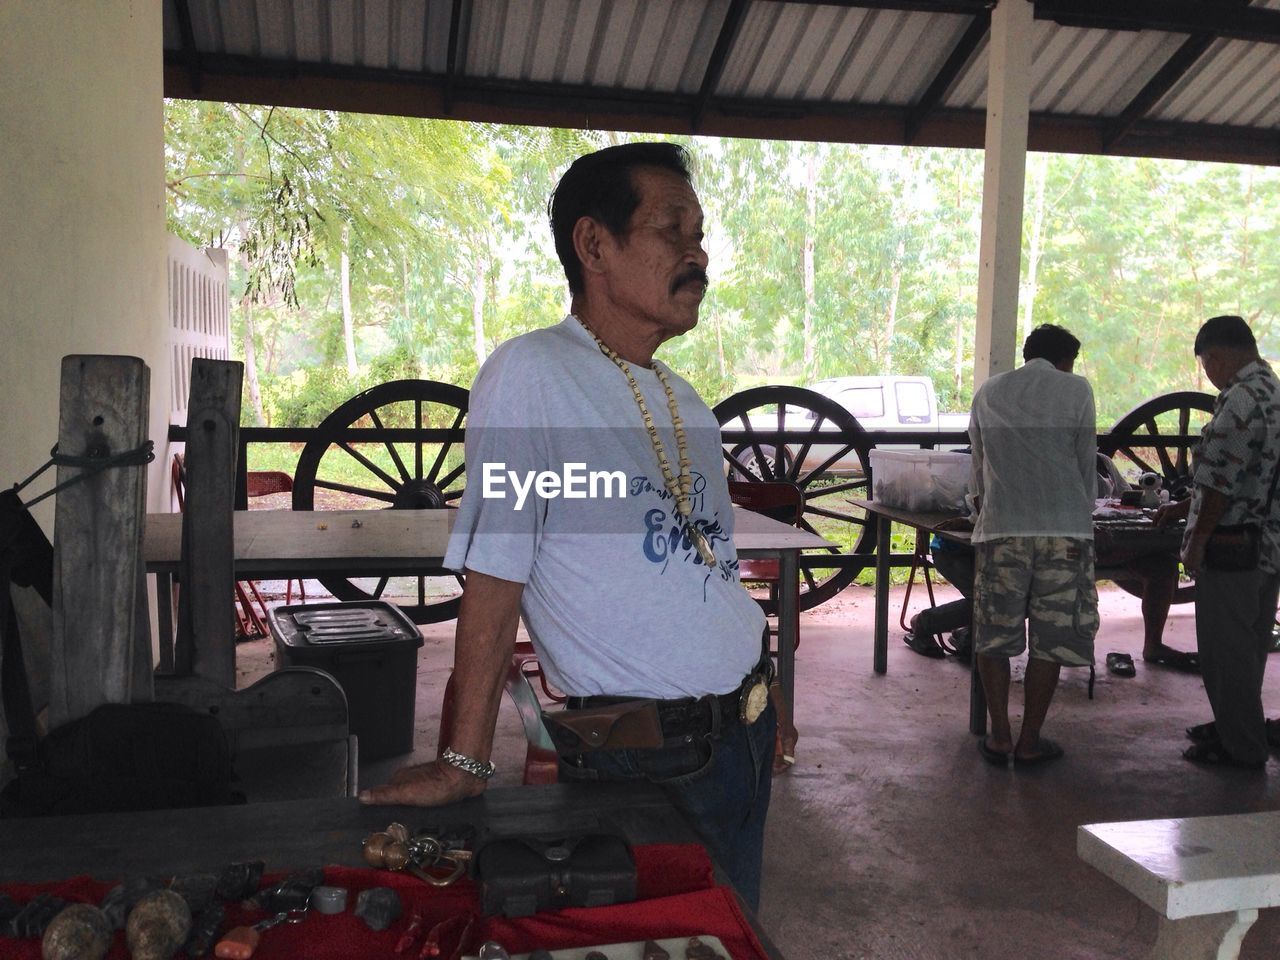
[358, 759, 487, 807]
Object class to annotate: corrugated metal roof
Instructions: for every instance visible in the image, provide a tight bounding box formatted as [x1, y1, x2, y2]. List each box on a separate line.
[162, 0, 1280, 166]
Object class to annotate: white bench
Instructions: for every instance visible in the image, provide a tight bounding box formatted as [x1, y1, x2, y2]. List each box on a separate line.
[1078, 811, 1280, 960]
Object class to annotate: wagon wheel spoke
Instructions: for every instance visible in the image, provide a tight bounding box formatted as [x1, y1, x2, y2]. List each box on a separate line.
[368, 409, 411, 484]
[1176, 406, 1192, 474]
[314, 478, 399, 503]
[802, 478, 868, 499]
[415, 399, 425, 480]
[795, 445, 857, 485]
[426, 407, 466, 485]
[723, 448, 764, 482]
[786, 415, 829, 483]
[806, 503, 862, 523]
[1146, 418, 1178, 478]
[1114, 446, 1160, 479]
[336, 441, 402, 493]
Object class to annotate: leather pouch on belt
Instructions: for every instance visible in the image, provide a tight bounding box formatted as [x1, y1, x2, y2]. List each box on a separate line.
[542, 701, 664, 753]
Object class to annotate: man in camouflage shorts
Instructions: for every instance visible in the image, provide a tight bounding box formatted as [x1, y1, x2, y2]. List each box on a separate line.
[969, 325, 1099, 767]
[1159, 315, 1280, 770]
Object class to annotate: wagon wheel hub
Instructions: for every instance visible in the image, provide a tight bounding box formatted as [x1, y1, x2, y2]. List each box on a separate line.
[393, 480, 446, 510]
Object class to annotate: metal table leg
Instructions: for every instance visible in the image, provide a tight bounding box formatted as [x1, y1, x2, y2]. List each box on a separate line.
[873, 513, 890, 675]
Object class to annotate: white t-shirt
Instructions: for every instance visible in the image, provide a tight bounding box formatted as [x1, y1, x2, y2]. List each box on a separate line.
[968, 358, 1097, 542]
[444, 316, 765, 699]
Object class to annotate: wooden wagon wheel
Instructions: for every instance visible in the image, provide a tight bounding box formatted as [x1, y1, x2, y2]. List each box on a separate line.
[1099, 390, 1215, 605]
[292, 379, 468, 624]
[713, 386, 875, 613]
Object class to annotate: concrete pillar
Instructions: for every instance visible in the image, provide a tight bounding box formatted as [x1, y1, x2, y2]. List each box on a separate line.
[0, 1, 169, 529]
[973, 0, 1034, 387]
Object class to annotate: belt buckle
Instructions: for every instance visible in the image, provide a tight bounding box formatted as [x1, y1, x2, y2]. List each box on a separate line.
[738, 674, 770, 725]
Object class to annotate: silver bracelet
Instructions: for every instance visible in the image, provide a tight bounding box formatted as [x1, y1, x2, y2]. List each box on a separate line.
[441, 747, 496, 781]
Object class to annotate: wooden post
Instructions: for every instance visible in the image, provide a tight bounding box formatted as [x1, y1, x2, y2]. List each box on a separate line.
[48, 355, 152, 728]
[973, 0, 1033, 388]
[175, 358, 243, 686]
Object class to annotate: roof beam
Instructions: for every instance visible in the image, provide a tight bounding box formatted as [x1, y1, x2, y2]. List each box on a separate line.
[171, 0, 203, 95]
[1035, 0, 1280, 45]
[163, 53, 1280, 166]
[443, 0, 465, 115]
[691, 0, 749, 132]
[1099, 0, 1256, 151]
[904, 9, 989, 144]
[1102, 33, 1214, 152]
[755, 0, 990, 12]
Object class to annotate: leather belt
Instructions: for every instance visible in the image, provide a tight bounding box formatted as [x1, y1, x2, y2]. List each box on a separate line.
[566, 658, 773, 741]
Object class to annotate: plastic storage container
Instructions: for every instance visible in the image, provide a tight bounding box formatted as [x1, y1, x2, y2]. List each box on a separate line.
[268, 601, 424, 760]
[869, 449, 971, 512]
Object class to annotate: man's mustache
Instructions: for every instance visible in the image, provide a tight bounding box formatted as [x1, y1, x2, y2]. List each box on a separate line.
[671, 267, 709, 295]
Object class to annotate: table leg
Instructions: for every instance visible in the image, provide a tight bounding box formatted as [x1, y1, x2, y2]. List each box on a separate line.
[776, 549, 798, 717]
[155, 572, 174, 674]
[1147, 908, 1257, 960]
[873, 514, 891, 675]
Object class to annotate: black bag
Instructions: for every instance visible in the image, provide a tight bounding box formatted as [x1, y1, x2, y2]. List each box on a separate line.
[1204, 523, 1262, 572]
[0, 701, 241, 817]
[472, 831, 637, 917]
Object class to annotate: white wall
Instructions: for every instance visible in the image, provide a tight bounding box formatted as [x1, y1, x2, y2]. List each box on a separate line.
[0, 0, 169, 529]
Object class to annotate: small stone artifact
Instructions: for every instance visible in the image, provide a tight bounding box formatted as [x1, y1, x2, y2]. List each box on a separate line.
[100, 877, 164, 930]
[354, 887, 401, 931]
[214, 861, 265, 902]
[184, 903, 226, 958]
[40, 903, 112, 960]
[10, 894, 68, 938]
[643, 941, 670, 960]
[126, 889, 192, 960]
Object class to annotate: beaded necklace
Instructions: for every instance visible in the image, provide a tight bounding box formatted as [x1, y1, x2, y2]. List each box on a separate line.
[575, 315, 716, 566]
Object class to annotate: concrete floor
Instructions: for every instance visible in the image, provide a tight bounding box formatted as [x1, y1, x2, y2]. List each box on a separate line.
[240, 581, 1280, 960]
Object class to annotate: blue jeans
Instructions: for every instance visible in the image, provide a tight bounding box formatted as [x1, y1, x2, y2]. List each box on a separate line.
[557, 699, 776, 911]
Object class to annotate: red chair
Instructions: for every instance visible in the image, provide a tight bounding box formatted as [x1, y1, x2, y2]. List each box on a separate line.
[437, 640, 563, 785]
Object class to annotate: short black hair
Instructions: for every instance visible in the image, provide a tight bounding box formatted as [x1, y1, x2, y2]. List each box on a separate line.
[1023, 324, 1081, 365]
[1194, 315, 1257, 355]
[548, 142, 694, 295]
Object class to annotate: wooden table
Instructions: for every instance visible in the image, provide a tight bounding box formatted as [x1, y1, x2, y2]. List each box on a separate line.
[145, 506, 832, 716]
[0, 782, 784, 960]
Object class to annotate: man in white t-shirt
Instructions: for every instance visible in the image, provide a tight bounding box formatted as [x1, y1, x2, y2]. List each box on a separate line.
[969, 325, 1099, 767]
[360, 143, 776, 908]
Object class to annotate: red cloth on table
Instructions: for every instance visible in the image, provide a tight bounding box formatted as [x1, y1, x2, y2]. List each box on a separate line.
[0, 843, 768, 960]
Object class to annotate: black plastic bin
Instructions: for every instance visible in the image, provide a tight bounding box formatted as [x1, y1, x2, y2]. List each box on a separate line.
[268, 601, 424, 761]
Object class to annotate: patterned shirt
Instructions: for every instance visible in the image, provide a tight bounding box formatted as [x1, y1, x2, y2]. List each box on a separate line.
[1187, 359, 1280, 574]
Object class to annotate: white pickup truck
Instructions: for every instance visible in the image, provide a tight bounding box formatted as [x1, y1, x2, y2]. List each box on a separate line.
[807, 376, 970, 434]
[726, 375, 969, 478]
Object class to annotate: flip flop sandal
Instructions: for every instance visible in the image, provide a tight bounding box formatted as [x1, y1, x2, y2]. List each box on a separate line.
[978, 738, 1012, 767]
[1013, 738, 1065, 767]
[1145, 649, 1200, 673]
[1105, 652, 1136, 678]
[1182, 739, 1265, 770]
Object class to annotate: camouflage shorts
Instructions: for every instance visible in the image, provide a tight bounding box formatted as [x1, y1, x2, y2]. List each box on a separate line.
[972, 537, 1098, 666]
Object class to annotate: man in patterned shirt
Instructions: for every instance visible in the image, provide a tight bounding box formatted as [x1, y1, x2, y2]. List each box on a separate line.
[1159, 315, 1280, 769]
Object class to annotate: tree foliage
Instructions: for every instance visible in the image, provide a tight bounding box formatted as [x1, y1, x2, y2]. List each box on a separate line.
[164, 101, 1280, 428]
